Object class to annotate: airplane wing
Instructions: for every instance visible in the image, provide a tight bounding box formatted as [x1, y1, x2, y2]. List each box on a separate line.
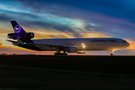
[6, 40, 17, 43]
[7, 40, 76, 49]
[25, 43, 76, 48]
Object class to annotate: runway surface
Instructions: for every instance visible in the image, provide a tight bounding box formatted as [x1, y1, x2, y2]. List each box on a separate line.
[0, 55, 135, 89]
[0, 65, 135, 90]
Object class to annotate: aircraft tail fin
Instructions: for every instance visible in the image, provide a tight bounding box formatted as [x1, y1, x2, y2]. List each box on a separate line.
[10, 21, 26, 34]
[8, 21, 34, 40]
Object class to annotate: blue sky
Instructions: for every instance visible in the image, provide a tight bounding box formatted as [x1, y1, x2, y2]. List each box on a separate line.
[0, 0, 135, 55]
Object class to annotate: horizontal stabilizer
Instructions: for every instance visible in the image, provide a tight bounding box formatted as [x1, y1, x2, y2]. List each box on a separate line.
[6, 40, 17, 43]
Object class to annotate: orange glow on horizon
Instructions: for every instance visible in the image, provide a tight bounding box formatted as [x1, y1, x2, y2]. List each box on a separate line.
[126, 40, 135, 49]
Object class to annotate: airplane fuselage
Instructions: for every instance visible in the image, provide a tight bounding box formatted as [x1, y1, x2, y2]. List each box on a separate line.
[32, 38, 130, 51]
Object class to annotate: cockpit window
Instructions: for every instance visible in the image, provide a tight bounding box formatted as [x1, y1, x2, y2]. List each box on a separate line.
[122, 41, 126, 43]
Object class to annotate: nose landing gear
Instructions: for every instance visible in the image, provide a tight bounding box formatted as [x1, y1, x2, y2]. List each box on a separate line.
[111, 50, 114, 56]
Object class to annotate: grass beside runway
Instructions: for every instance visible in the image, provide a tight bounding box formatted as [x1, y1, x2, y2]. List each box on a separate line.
[0, 55, 135, 74]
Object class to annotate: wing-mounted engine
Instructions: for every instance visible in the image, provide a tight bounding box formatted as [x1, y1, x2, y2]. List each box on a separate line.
[66, 47, 77, 53]
[8, 32, 34, 40]
[77, 51, 85, 54]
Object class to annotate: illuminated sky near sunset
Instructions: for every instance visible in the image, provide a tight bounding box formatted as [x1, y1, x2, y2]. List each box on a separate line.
[0, 0, 135, 55]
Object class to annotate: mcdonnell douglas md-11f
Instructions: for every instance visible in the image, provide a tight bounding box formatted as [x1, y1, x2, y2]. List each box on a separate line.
[7, 21, 130, 56]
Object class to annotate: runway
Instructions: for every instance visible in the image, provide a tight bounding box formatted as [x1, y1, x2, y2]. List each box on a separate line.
[0, 64, 135, 90]
[0, 55, 135, 74]
[0, 55, 135, 89]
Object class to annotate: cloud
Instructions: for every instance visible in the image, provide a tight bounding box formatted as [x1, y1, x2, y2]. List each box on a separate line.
[84, 24, 95, 31]
[9, 0, 135, 40]
[34, 32, 71, 39]
[0, 12, 14, 22]
[0, 42, 2, 46]
[1, 0, 135, 38]
[24, 20, 82, 38]
[13, 0, 135, 23]
[0, 10, 82, 38]
[81, 32, 109, 38]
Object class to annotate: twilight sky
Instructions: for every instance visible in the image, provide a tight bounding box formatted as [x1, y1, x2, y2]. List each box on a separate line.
[0, 0, 135, 55]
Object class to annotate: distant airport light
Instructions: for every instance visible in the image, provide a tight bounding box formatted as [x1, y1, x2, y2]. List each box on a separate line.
[83, 45, 85, 48]
[82, 43, 84, 45]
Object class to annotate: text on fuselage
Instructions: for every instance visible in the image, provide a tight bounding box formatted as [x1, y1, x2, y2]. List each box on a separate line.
[91, 39, 116, 42]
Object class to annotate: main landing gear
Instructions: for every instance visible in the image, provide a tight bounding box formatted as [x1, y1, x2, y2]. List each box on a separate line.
[55, 53, 67, 55]
[54, 49, 68, 55]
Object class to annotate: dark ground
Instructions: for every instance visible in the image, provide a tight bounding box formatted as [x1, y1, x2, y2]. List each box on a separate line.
[0, 55, 135, 90]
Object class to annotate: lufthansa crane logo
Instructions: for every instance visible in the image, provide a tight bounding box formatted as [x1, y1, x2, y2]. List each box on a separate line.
[14, 25, 21, 33]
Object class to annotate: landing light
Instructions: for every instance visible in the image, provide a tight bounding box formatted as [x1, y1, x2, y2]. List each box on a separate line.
[82, 43, 85, 48]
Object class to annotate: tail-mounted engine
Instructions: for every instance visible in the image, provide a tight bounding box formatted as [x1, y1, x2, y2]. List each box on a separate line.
[8, 32, 34, 40]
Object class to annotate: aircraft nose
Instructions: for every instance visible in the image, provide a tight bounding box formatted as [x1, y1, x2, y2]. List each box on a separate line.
[127, 42, 130, 47]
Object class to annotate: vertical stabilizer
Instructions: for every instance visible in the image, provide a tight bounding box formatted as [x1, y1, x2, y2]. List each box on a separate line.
[10, 21, 26, 33]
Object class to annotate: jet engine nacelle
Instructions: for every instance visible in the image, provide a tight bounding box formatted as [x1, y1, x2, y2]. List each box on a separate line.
[8, 32, 34, 39]
[77, 51, 85, 54]
[66, 47, 77, 53]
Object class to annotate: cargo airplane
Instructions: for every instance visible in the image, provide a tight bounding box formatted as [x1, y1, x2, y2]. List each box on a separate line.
[7, 21, 130, 56]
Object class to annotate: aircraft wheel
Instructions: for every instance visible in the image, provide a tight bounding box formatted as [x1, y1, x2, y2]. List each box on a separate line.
[111, 53, 113, 56]
[61, 53, 68, 55]
[54, 53, 68, 55]
[111, 50, 114, 56]
[54, 53, 62, 55]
